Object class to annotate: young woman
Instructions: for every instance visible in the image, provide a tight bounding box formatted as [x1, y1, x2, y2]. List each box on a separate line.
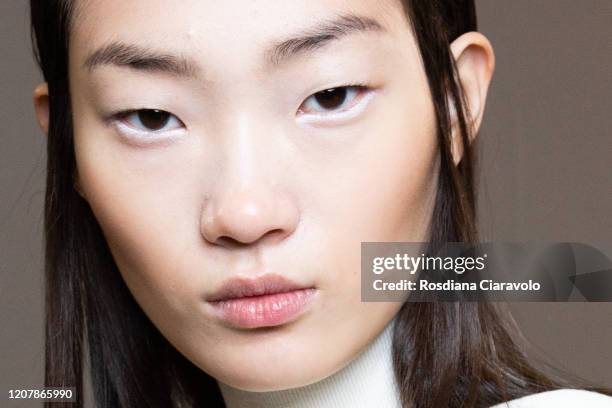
[30, 0, 611, 407]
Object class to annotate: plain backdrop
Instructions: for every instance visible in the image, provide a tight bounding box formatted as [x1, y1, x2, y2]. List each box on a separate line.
[1, 0, 611, 405]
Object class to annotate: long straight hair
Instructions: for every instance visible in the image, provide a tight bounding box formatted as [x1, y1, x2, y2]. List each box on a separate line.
[31, 1, 592, 407]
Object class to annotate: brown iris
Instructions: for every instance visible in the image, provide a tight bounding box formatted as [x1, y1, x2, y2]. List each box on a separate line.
[136, 109, 171, 131]
[314, 88, 348, 110]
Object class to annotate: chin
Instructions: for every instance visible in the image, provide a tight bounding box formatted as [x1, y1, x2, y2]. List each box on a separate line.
[205, 339, 341, 392]
[212, 361, 328, 392]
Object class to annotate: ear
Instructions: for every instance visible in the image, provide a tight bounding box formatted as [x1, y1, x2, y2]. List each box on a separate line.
[33, 82, 50, 134]
[448, 32, 495, 165]
[33, 82, 86, 198]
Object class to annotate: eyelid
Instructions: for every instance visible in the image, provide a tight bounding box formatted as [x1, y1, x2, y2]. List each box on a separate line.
[298, 85, 366, 113]
[117, 109, 185, 129]
[109, 109, 186, 143]
[296, 86, 377, 125]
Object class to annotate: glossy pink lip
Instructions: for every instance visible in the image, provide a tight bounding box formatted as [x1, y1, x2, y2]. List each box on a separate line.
[207, 274, 316, 329]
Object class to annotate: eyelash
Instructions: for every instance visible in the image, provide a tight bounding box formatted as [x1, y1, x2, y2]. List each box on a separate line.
[109, 109, 186, 142]
[297, 83, 375, 122]
[108, 82, 375, 139]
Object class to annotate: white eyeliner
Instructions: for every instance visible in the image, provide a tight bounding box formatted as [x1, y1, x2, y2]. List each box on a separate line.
[296, 90, 377, 126]
[113, 120, 186, 144]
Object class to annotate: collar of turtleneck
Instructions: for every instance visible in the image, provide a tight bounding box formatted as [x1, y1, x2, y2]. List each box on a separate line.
[218, 319, 402, 408]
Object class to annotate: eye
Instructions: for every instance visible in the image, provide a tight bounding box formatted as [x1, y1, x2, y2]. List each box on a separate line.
[117, 109, 184, 132]
[298, 86, 369, 116]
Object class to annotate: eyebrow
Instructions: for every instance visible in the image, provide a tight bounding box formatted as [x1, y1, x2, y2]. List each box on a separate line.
[83, 42, 199, 77]
[268, 14, 385, 65]
[82, 14, 385, 76]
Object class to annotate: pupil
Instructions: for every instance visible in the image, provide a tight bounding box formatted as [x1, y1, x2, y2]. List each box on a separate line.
[139, 109, 169, 130]
[315, 88, 347, 110]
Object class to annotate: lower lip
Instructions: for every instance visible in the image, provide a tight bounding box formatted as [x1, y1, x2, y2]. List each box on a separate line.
[209, 288, 316, 329]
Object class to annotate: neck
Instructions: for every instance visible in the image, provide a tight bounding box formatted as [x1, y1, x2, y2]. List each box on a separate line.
[219, 319, 402, 408]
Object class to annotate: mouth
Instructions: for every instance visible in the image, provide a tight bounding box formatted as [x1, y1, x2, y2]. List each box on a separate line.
[206, 274, 317, 329]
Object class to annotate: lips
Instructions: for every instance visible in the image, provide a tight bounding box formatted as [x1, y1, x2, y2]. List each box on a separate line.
[207, 274, 316, 329]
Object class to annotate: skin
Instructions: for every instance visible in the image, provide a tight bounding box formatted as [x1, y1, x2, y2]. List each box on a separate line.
[34, 0, 493, 392]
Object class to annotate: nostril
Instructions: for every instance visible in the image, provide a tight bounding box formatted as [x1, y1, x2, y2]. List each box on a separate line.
[200, 194, 299, 247]
[263, 228, 286, 242]
[215, 236, 248, 248]
[213, 228, 287, 248]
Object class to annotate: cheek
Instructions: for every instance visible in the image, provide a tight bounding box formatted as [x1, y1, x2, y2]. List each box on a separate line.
[313, 89, 438, 251]
[303, 78, 438, 328]
[350, 117, 438, 241]
[72, 127, 209, 316]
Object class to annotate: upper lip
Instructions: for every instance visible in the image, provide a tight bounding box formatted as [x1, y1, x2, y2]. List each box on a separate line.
[206, 274, 313, 302]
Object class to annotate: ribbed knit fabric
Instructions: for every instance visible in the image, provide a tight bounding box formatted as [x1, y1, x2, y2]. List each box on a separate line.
[218, 319, 402, 408]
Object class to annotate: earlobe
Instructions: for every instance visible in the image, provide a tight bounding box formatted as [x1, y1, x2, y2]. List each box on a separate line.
[33, 82, 50, 135]
[448, 32, 495, 165]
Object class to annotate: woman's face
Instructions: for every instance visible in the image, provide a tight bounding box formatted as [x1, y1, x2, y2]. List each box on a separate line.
[68, 0, 437, 390]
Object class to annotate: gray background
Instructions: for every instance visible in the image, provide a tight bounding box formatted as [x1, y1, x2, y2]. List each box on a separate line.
[1, 0, 610, 403]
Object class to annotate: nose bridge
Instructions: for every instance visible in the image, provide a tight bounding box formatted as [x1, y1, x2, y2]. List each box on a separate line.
[200, 107, 298, 247]
[231, 110, 264, 187]
[217, 106, 278, 191]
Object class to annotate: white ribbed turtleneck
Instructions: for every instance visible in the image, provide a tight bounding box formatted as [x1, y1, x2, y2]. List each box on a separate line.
[218, 319, 402, 408]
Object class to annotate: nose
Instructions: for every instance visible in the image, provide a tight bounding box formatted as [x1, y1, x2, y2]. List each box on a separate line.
[200, 188, 299, 247]
[199, 111, 299, 248]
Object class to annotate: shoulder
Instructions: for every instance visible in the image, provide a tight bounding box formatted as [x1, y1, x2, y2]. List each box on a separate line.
[490, 389, 612, 408]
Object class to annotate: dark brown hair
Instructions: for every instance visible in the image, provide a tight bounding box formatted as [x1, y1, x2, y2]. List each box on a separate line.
[30, 0, 601, 407]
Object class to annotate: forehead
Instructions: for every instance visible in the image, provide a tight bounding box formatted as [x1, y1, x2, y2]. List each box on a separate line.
[70, 0, 410, 65]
